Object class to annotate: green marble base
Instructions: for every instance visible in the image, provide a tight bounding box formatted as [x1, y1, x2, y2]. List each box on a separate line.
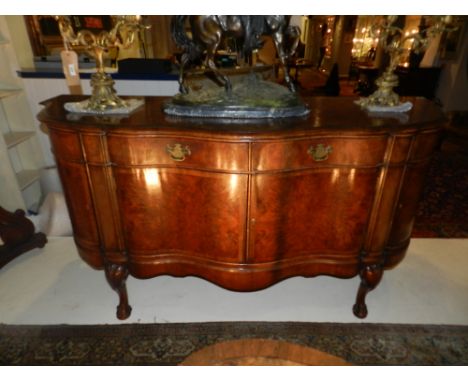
[164, 72, 309, 119]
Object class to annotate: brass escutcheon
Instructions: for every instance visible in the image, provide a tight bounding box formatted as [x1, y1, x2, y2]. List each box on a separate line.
[166, 143, 191, 161]
[307, 143, 333, 161]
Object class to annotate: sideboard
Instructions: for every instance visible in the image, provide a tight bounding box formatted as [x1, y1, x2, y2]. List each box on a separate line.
[38, 95, 444, 320]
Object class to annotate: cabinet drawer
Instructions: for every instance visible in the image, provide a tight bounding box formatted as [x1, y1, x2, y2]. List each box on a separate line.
[107, 135, 249, 172]
[252, 136, 388, 171]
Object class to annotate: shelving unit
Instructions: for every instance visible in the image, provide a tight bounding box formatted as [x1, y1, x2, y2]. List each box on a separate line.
[0, 16, 45, 212]
[3, 131, 35, 148]
[0, 88, 21, 98]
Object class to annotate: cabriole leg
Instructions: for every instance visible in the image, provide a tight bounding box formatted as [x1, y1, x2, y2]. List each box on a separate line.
[105, 263, 132, 320]
[353, 264, 383, 319]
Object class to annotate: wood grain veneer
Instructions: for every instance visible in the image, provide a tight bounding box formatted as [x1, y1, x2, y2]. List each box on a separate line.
[39, 95, 444, 319]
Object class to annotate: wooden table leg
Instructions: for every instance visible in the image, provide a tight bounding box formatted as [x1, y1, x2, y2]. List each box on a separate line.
[105, 263, 132, 320]
[353, 264, 383, 319]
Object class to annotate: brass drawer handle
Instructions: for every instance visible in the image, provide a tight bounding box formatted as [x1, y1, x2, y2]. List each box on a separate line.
[166, 143, 191, 161]
[307, 144, 333, 161]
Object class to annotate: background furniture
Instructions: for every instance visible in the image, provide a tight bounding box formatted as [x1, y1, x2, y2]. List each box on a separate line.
[355, 65, 442, 99]
[0, 205, 47, 268]
[395, 66, 442, 100]
[0, 16, 45, 212]
[39, 95, 444, 320]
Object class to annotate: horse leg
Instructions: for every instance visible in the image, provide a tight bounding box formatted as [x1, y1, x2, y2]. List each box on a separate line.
[287, 26, 301, 58]
[178, 53, 189, 94]
[272, 31, 296, 93]
[205, 43, 232, 95]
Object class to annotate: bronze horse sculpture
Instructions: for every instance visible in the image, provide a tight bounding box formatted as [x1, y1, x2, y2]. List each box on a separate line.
[171, 16, 300, 95]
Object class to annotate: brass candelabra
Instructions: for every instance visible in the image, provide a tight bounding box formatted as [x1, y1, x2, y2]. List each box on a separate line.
[56, 16, 147, 112]
[356, 16, 455, 111]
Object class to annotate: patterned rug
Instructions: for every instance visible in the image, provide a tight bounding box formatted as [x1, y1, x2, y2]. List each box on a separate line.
[412, 148, 468, 238]
[1, 322, 467, 365]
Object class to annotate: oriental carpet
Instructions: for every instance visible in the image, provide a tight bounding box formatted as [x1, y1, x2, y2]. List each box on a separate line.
[1, 322, 468, 365]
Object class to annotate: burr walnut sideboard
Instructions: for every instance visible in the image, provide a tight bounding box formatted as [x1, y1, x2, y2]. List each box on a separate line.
[38, 95, 444, 320]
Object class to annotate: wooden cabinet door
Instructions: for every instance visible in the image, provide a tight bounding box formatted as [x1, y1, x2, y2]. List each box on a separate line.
[113, 167, 248, 265]
[249, 136, 387, 265]
[107, 134, 250, 269]
[249, 167, 380, 264]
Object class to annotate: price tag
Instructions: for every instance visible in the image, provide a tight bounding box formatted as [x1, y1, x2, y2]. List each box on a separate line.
[60, 50, 82, 94]
[68, 63, 76, 76]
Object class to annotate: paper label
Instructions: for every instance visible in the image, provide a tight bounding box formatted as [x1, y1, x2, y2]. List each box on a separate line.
[60, 50, 82, 91]
[68, 63, 76, 76]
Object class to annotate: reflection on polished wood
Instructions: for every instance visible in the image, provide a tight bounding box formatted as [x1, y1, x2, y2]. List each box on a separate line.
[38, 95, 444, 320]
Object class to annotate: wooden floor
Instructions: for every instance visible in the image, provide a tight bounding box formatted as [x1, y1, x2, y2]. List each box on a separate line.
[180, 338, 351, 365]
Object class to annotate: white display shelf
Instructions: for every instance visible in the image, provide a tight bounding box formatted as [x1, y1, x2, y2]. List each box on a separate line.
[16, 169, 41, 190]
[0, 16, 44, 211]
[3, 131, 35, 148]
[0, 87, 21, 99]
